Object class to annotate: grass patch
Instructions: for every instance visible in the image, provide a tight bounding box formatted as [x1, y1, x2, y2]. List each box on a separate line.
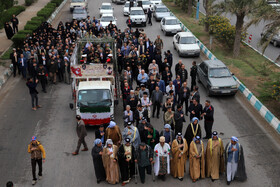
[164, 0, 280, 118]
[0, 47, 13, 60]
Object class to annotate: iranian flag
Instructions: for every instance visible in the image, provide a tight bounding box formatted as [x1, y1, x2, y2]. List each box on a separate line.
[80, 106, 111, 125]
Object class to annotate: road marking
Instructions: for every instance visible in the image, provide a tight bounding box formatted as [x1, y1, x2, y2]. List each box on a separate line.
[34, 120, 42, 136]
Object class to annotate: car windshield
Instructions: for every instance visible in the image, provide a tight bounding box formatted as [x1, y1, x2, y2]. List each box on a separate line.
[73, 9, 86, 14]
[179, 36, 196, 44]
[101, 16, 114, 22]
[156, 8, 168, 12]
[78, 89, 112, 106]
[166, 19, 178, 25]
[131, 10, 144, 15]
[101, 5, 112, 10]
[72, 0, 84, 2]
[209, 68, 231, 78]
[142, 1, 151, 5]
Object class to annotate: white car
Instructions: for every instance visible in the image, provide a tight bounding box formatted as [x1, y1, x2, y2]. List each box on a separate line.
[141, 0, 153, 13]
[123, 1, 134, 16]
[130, 7, 147, 27]
[99, 3, 114, 17]
[70, 0, 87, 12]
[72, 7, 88, 20]
[153, 5, 170, 21]
[160, 16, 181, 35]
[150, 0, 162, 9]
[112, 0, 125, 4]
[173, 32, 200, 57]
[100, 14, 117, 28]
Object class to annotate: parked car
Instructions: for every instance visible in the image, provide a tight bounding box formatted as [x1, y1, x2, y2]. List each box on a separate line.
[153, 5, 170, 21]
[197, 60, 238, 96]
[261, 31, 280, 47]
[99, 3, 114, 17]
[100, 14, 117, 28]
[70, 0, 87, 12]
[160, 16, 181, 35]
[150, 0, 162, 7]
[140, 0, 153, 13]
[123, 1, 136, 16]
[173, 32, 200, 57]
[130, 7, 147, 26]
[112, 0, 126, 4]
[72, 7, 88, 20]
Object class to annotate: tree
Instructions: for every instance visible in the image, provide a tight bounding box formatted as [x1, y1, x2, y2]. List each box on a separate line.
[215, 0, 268, 57]
[187, 0, 193, 16]
[203, 0, 217, 32]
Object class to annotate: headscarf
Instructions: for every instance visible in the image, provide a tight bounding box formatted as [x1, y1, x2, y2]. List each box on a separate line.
[231, 136, 238, 142]
[94, 139, 102, 146]
[192, 117, 199, 123]
[193, 136, 201, 143]
[105, 139, 113, 147]
[164, 124, 171, 129]
[212, 131, 218, 138]
[176, 132, 182, 139]
[107, 121, 116, 128]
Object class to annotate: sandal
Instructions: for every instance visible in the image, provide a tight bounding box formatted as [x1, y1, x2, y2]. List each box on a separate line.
[32, 108, 37, 111]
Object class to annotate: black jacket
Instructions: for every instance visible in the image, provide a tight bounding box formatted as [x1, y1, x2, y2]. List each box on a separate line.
[26, 82, 38, 94]
[188, 103, 203, 120]
[203, 105, 214, 121]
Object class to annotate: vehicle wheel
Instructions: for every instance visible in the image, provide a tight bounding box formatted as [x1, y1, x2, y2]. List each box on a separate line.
[273, 40, 278, 47]
[197, 74, 201, 83]
[207, 87, 212, 97]
[143, 22, 146, 27]
[173, 43, 176, 50]
[163, 30, 166, 36]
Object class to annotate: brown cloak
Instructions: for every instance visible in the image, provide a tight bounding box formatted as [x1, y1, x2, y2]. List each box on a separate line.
[105, 126, 122, 146]
[189, 141, 205, 180]
[205, 138, 225, 179]
[102, 145, 120, 184]
[171, 138, 188, 178]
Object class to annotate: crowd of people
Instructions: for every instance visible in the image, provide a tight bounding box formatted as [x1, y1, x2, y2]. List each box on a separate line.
[17, 16, 248, 186]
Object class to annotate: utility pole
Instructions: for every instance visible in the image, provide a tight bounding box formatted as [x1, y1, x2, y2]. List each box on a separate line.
[196, 0, 200, 20]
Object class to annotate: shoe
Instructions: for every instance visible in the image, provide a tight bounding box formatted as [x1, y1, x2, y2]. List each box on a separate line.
[36, 105, 42, 108]
[192, 179, 196, 183]
[211, 178, 215, 182]
[157, 116, 159, 119]
[32, 180, 36, 185]
[97, 179, 101, 184]
[227, 181, 231, 185]
[178, 177, 183, 181]
[81, 148, 88, 151]
[152, 115, 155, 118]
[32, 108, 37, 111]
[72, 152, 79, 155]
[185, 113, 188, 116]
[38, 176, 42, 180]
[121, 182, 126, 186]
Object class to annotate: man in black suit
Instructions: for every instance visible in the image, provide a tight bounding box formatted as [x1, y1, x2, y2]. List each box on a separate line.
[190, 86, 200, 104]
[95, 125, 106, 145]
[188, 98, 203, 121]
[151, 86, 163, 118]
[201, 100, 214, 139]
[10, 48, 19, 77]
[177, 64, 188, 84]
[179, 82, 190, 116]
[174, 104, 185, 135]
[126, 90, 139, 113]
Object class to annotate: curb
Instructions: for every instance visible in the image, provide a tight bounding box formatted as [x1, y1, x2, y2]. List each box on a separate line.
[168, 10, 280, 134]
[0, 0, 68, 90]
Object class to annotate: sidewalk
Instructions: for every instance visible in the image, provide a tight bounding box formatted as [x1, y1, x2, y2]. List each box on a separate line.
[0, 0, 52, 56]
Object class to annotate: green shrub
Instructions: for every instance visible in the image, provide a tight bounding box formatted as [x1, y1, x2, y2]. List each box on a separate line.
[37, 7, 55, 19]
[51, 0, 64, 6]
[25, 0, 35, 6]
[0, 6, 25, 29]
[12, 33, 27, 48]
[205, 15, 246, 49]
[31, 16, 45, 23]
[27, 20, 42, 26]
[45, 2, 57, 9]
[24, 23, 38, 31]
[17, 30, 33, 35]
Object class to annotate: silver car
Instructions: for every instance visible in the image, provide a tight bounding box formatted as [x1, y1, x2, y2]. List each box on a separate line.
[73, 7, 88, 20]
[197, 60, 238, 96]
[153, 5, 170, 21]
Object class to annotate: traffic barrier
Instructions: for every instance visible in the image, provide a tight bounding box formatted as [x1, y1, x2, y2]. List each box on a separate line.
[248, 34, 252, 43]
[169, 9, 280, 134]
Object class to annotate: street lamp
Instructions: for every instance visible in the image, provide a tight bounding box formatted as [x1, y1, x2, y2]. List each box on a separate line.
[196, 0, 200, 20]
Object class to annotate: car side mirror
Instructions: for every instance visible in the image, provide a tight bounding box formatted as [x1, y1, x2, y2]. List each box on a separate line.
[69, 103, 74, 110]
[114, 100, 119, 105]
[231, 73, 235, 76]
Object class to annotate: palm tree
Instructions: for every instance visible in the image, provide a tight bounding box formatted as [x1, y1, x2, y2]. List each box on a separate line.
[215, 0, 269, 57]
[203, 0, 217, 32]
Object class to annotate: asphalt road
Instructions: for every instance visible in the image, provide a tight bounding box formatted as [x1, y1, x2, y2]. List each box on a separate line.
[198, 0, 280, 63]
[0, 0, 280, 186]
